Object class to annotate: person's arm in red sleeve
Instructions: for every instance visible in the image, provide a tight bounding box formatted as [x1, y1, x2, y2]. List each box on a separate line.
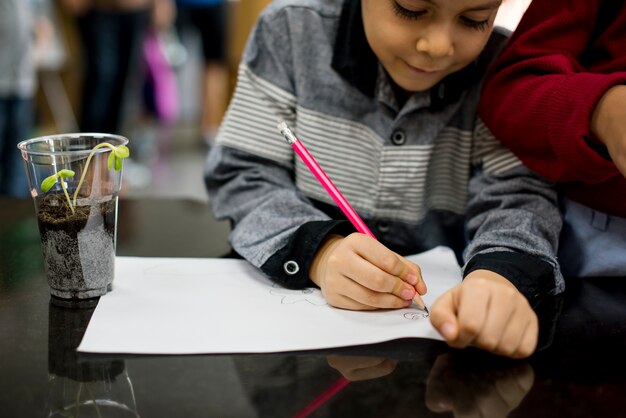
[479, 0, 626, 184]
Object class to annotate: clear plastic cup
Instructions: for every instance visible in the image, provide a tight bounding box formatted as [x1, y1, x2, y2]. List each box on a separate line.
[18, 133, 129, 299]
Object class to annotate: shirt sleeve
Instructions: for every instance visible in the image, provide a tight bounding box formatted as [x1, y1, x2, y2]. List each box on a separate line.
[464, 120, 564, 307]
[479, 0, 626, 183]
[204, 8, 347, 287]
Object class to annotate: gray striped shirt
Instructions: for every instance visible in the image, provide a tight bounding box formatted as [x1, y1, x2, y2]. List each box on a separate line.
[205, 0, 563, 299]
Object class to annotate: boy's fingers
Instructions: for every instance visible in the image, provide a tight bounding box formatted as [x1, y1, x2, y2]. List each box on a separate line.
[429, 291, 460, 343]
[472, 288, 536, 358]
[326, 274, 410, 310]
[514, 321, 538, 359]
[350, 287, 410, 310]
[341, 250, 418, 303]
[473, 290, 517, 352]
[393, 256, 426, 294]
[351, 267, 417, 302]
[329, 294, 376, 311]
[386, 259, 426, 308]
[345, 235, 427, 300]
[354, 237, 424, 283]
[501, 312, 537, 359]
[453, 283, 491, 348]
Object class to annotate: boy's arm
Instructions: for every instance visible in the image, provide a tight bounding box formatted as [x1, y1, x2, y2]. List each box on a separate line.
[204, 9, 339, 288]
[429, 120, 562, 358]
[206, 142, 350, 288]
[479, 0, 626, 183]
[463, 121, 563, 307]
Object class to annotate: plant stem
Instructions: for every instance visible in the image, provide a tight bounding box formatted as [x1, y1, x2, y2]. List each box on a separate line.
[72, 142, 117, 206]
[60, 179, 75, 215]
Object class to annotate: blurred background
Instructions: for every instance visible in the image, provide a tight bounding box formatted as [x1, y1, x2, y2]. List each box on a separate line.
[2, 0, 531, 202]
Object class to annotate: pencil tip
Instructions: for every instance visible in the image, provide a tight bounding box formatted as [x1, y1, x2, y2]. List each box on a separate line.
[412, 294, 428, 314]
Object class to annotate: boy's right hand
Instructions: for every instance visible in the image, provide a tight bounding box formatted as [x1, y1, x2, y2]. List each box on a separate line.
[309, 233, 426, 310]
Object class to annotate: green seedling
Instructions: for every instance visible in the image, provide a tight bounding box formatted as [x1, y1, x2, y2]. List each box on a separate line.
[41, 169, 76, 214]
[40, 142, 130, 214]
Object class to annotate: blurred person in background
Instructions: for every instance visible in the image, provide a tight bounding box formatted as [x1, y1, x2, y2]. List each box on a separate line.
[60, 0, 155, 134]
[176, 0, 229, 146]
[0, 0, 52, 197]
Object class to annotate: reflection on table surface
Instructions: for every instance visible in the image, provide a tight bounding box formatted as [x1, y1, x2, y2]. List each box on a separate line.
[1, 196, 626, 417]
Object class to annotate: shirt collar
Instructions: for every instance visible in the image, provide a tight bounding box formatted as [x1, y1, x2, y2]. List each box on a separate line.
[331, 0, 480, 109]
[331, 0, 378, 97]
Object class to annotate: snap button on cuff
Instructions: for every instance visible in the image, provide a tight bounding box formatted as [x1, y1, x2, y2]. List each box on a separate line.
[377, 222, 390, 233]
[283, 260, 300, 275]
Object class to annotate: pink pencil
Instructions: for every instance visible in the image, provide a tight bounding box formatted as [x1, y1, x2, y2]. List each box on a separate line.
[277, 121, 426, 312]
[278, 121, 375, 238]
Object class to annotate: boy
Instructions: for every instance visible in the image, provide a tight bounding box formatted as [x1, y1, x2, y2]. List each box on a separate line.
[206, 0, 562, 358]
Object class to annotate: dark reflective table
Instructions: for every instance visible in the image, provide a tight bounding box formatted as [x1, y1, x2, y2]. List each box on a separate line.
[1, 196, 626, 417]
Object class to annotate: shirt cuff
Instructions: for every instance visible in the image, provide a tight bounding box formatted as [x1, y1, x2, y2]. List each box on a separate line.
[463, 251, 556, 308]
[260, 220, 354, 289]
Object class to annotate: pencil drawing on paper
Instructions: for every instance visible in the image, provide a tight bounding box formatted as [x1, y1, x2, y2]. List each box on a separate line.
[269, 284, 328, 306]
[404, 311, 429, 320]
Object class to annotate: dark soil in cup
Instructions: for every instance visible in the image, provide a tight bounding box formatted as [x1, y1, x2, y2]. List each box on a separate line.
[37, 193, 117, 299]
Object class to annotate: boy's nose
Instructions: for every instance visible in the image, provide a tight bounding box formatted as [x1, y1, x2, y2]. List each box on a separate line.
[415, 30, 454, 58]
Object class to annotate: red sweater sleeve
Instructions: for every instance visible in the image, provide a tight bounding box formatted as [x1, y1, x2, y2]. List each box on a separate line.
[479, 0, 626, 184]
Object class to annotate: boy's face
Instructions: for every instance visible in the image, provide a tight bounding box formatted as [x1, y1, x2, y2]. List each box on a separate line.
[361, 0, 502, 93]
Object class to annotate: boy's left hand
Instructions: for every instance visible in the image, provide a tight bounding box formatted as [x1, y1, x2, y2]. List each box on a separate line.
[429, 270, 538, 359]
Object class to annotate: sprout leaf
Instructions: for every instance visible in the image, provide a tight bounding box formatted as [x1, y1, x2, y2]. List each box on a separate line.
[41, 175, 58, 193]
[58, 169, 75, 178]
[115, 145, 130, 159]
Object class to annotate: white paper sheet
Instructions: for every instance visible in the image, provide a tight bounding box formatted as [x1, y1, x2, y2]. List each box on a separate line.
[78, 246, 461, 354]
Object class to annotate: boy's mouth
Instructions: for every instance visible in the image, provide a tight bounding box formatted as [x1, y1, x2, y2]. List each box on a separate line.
[405, 61, 443, 75]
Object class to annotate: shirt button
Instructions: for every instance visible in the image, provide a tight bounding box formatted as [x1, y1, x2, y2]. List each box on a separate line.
[391, 130, 406, 146]
[377, 222, 391, 233]
[283, 260, 300, 275]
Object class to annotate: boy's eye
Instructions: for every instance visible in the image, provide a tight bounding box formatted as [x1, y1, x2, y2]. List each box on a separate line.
[392, 1, 427, 21]
[460, 16, 490, 31]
